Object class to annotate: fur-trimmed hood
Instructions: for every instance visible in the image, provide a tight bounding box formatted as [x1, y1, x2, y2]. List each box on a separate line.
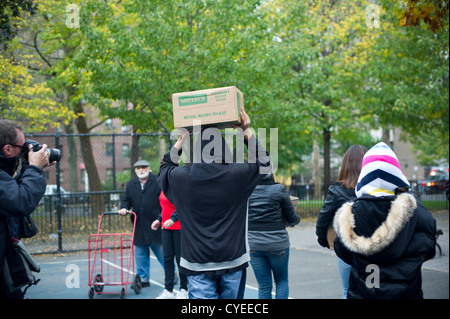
[334, 193, 417, 256]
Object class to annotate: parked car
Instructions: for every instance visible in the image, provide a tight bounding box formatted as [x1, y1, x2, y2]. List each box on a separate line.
[41, 185, 88, 203]
[417, 169, 449, 195]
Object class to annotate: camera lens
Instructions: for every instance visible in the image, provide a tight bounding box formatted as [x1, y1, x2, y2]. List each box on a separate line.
[46, 148, 61, 163]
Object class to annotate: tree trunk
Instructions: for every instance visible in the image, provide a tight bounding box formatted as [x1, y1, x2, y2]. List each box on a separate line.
[130, 128, 140, 180]
[323, 126, 331, 197]
[73, 99, 104, 216]
[313, 140, 321, 199]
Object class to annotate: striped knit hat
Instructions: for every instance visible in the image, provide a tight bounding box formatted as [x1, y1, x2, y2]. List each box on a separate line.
[355, 142, 410, 197]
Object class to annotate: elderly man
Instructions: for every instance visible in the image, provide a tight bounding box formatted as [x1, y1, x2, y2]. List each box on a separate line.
[119, 160, 163, 288]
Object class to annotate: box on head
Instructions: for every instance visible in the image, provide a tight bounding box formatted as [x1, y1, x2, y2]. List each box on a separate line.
[172, 86, 244, 129]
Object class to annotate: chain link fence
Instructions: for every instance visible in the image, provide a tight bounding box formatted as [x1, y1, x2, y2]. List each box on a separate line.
[23, 133, 171, 254]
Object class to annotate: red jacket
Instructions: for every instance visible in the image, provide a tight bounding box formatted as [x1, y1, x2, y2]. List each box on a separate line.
[159, 191, 181, 230]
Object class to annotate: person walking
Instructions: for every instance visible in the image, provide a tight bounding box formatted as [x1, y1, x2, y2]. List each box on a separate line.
[333, 142, 436, 299]
[152, 191, 188, 299]
[247, 173, 300, 299]
[315, 144, 367, 298]
[119, 160, 163, 288]
[0, 120, 52, 299]
[157, 107, 272, 299]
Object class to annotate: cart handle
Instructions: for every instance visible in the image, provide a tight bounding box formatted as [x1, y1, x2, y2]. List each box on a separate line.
[103, 211, 135, 215]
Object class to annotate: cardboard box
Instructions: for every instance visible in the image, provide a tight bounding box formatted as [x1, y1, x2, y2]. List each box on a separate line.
[172, 86, 243, 129]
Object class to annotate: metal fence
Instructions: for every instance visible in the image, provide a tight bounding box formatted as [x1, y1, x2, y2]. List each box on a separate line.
[22, 132, 171, 254]
[20, 133, 449, 255]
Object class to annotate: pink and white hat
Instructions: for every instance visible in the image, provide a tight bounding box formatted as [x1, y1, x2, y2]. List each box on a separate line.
[355, 142, 410, 197]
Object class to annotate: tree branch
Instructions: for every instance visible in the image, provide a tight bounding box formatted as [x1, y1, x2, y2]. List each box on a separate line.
[33, 30, 52, 68]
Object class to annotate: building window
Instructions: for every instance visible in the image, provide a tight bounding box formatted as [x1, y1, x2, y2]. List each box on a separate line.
[106, 142, 113, 157]
[122, 143, 130, 158]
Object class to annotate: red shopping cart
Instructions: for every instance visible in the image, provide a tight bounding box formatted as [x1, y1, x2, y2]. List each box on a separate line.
[88, 211, 141, 299]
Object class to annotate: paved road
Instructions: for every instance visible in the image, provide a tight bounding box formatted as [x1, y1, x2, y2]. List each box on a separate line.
[26, 211, 448, 300]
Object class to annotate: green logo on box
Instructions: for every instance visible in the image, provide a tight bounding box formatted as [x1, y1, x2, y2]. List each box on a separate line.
[179, 94, 207, 106]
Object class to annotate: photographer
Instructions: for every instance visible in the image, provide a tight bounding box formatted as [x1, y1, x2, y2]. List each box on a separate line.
[0, 119, 53, 299]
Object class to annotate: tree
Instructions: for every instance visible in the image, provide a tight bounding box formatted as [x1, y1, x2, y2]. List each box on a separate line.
[0, 0, 37, 50]
[353, 1, 449, 163]
[7, 0, 108, 215]
[267, 0, 380, 193]
[79, 0, 296, 170]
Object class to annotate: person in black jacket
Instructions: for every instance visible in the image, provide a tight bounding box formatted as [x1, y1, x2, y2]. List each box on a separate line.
[333, 142, 436, 299]
[158, 107, 272, 299]
[315, 144, 367, 298]
[118, 160, 163, 288]
[248, 173, 300, 299]
[0, 120, 51, 299]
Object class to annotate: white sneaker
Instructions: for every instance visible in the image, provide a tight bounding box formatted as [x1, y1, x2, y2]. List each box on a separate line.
[175, 289, 189, 299]
[156, 289, 175, 299]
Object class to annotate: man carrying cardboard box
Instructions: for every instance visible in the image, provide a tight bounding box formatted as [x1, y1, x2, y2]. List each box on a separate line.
[157, 107, 272, 299]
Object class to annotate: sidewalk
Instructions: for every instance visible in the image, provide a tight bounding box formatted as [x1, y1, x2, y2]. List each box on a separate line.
[26, 211, 448, 299]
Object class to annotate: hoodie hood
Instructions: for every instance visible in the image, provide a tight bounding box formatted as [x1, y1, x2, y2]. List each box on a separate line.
[355, 142, 409, 197]
[193, 127, 234, 164]
[334, 193, 416, 256]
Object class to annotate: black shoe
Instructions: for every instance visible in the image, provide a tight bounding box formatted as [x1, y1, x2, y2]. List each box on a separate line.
[131, 281, 150, 289]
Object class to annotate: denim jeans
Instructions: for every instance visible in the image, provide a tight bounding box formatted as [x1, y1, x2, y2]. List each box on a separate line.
[337, 256, 351, 299]
[249, 248, 290, 299]
[187, 269, 245, 299]
[134, 243, 164, 283]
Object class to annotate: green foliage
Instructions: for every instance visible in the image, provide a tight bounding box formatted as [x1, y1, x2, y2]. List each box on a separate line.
[2, 0, 448, 178]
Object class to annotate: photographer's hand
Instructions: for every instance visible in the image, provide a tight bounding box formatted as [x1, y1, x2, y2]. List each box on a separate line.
[28, 144, 51, 169]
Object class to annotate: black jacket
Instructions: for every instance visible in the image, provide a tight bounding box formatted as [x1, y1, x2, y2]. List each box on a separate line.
[316, 182, 355, 248]
[0, 153, 46, 297]
[157, 134, 271, 275]
[120, 174, 161, 245]
[333, 193, 436, 299]
[248, 175, 300, 231]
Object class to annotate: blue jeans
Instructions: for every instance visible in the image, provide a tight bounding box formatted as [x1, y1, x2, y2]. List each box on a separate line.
[250, 248, 290, 299]
[187, 269, 245, 299]
[337, 256, 351, 299]
[134, 244, 164, 283]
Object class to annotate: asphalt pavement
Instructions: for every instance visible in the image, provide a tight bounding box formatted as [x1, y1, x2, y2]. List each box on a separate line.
[26, 211, 448, 300]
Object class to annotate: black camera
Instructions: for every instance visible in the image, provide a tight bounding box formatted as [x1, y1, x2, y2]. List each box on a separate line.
[25, 139, 61, 163]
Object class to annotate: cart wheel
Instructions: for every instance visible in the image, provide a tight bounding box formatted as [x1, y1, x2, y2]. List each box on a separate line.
[88, 287, 95, 299]
[120, 287, 126, 299]
[133, 274, 142, 295]
[94, 274, 104, 292]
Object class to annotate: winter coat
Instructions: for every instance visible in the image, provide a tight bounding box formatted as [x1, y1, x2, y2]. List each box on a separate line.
[316, 182, 356, 249]
[248, 175, 300, 251]
[120, 174, 162, 246]
[333, 193, 436, 299]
